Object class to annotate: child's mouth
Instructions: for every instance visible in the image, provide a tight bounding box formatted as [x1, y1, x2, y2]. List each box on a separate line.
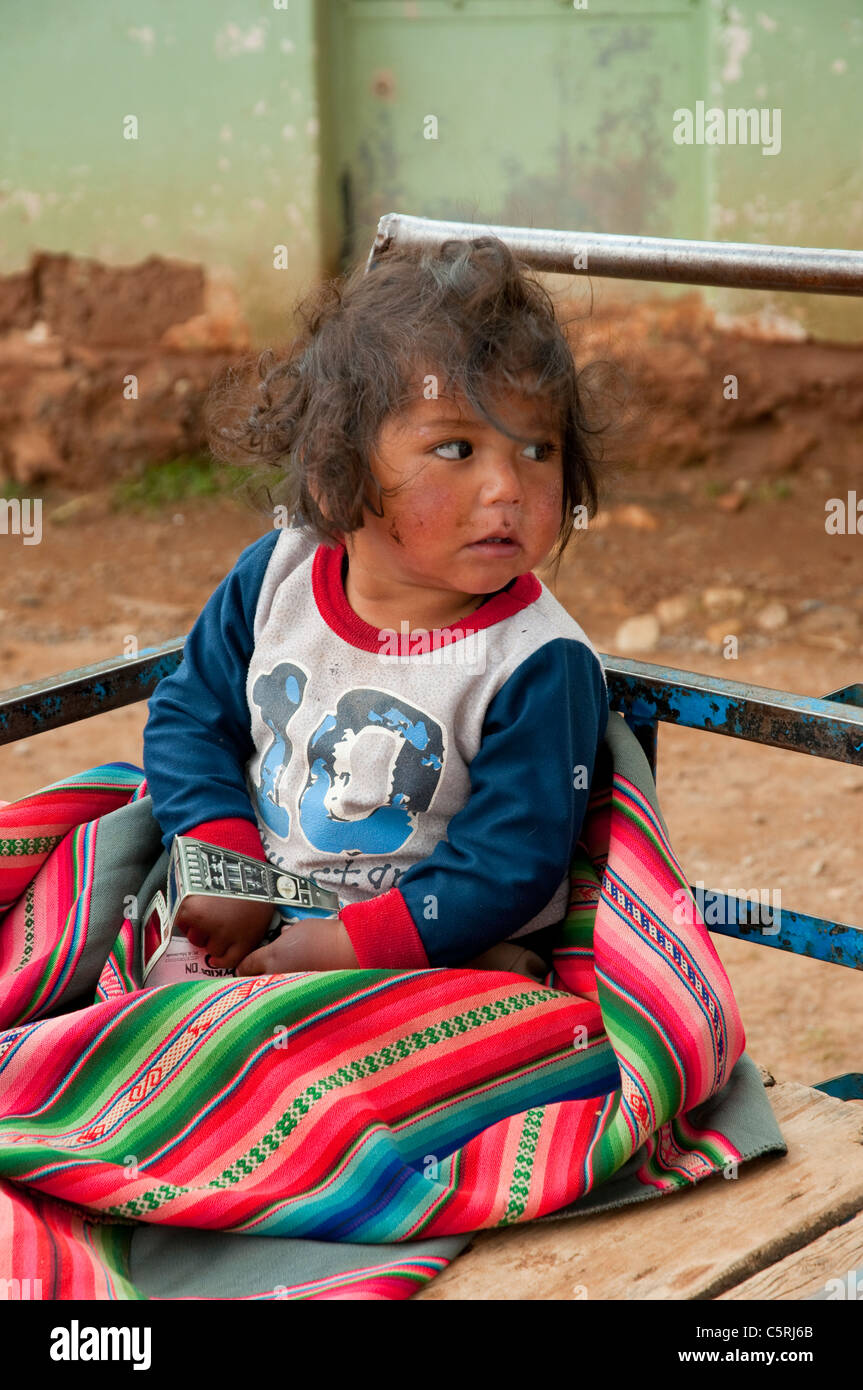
[467, 537, 520, 555]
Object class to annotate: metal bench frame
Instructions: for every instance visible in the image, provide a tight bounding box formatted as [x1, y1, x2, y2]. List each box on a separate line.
[2, 215, 861, 1099]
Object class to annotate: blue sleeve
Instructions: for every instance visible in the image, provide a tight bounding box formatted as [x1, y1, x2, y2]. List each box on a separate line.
[142, 530, 281, 852]
[396, 639, 609, 966]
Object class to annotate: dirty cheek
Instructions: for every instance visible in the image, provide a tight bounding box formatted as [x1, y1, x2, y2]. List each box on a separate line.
[395, 483, 468, 546]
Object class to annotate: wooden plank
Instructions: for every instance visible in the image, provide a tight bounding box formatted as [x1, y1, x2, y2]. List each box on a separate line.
[414, 1082, 863, 1300]
[718, 1207, 863, 1300]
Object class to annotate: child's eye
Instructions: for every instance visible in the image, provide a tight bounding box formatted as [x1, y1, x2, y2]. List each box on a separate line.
[433, 439, 473, 460]
[523, 441, 558, 461]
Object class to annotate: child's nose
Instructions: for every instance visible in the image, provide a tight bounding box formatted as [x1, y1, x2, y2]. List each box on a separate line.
[480, 453, 523, 502]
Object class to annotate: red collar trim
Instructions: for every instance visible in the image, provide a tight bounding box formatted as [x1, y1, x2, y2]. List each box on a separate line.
[312, 542, 542, 653]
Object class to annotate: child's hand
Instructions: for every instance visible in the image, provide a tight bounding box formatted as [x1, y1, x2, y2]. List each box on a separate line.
[175, 895, 275, 972]
[235, 915, 359, 976]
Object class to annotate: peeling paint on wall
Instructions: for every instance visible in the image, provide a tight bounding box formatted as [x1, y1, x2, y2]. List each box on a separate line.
[214, 23, 269, 59]
[710, 0, 863, 338]
[127, 27, 156, 55]
[720, 7, 752, 82]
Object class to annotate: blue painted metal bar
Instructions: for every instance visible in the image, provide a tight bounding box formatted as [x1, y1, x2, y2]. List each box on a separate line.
[694, 891, 863, 972]
[812, 1074, 863, 1101]
[3, 650, 862, 767]
[0, 639, 184, 745]
[606, 657, 863, 766]
[822, 683, 863, 708]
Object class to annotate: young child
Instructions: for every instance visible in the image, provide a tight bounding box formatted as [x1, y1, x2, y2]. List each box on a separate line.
[141, 236, 610, 977]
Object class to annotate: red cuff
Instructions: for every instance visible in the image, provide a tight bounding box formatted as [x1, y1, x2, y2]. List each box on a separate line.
[339, 888, 431, 969]
[182, 817, 269, 863]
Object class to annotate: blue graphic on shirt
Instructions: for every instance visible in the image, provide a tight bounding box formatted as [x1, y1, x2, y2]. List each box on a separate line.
[299, 689, 445, 854]
[250, 663, 307, 838]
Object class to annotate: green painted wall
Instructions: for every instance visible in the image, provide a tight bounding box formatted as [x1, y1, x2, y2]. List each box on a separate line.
[706, 0, 863, 338]
[1, 0, 861, 343]
[322, 0, 863, 339]
[0, 0, 324, 344]
[321, 0, 709, 263]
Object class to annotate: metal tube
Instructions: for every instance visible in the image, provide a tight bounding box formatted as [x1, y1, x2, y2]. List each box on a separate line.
[704, 897, 863, 972]
[605, 657, 863, 766]
[2, 651, 862, 766]
[0, 640, 184, 746]
[366, 213, 863, 296]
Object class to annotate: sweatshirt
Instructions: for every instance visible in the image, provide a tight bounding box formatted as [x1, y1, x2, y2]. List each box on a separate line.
[141, 524, 609, 969]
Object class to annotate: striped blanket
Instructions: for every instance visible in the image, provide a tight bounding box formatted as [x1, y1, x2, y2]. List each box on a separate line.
[0, 711, 785, 1300]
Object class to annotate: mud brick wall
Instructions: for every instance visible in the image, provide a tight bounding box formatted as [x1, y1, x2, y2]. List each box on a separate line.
[0, 252, 251, 488]
[570, 295, 863, 488]
[1, 252, 861, 493]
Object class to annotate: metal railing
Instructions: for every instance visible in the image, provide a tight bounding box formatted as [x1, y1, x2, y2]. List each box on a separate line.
[366, 213, 863, 294]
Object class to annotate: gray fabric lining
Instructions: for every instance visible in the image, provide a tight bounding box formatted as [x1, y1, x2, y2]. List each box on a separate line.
[129, 1226, 470, 1299]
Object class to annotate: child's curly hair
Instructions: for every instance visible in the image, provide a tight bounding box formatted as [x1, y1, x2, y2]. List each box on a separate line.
[206, 235, 614, 569]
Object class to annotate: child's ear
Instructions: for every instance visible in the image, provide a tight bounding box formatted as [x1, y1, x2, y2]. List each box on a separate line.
[307, 483, 345, 544]
[307, 479, 329, 522]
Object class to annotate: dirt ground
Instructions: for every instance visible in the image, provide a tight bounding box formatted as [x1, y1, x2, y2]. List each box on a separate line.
[1, 460, 860, 1093]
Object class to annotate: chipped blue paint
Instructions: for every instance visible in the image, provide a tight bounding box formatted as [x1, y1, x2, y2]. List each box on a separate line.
[605, 658, 863, 766]
[813, 1074, 863, 1101]
[0, 638, 185, 740]
[136, 653, 184, 685]
[705, 895, 863, 971]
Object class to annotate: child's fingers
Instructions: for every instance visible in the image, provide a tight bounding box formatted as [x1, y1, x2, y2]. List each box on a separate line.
[205, 940, 247, 971]
[175, 897, 272, 966]
[197, 923, 242, 968]
[234, 946, 268, 976]
[205, 918, 275, 970]
[235, 935, 301, 975]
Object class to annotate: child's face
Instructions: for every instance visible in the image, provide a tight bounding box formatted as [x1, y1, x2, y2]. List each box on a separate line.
[343, 376, 563, 605]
